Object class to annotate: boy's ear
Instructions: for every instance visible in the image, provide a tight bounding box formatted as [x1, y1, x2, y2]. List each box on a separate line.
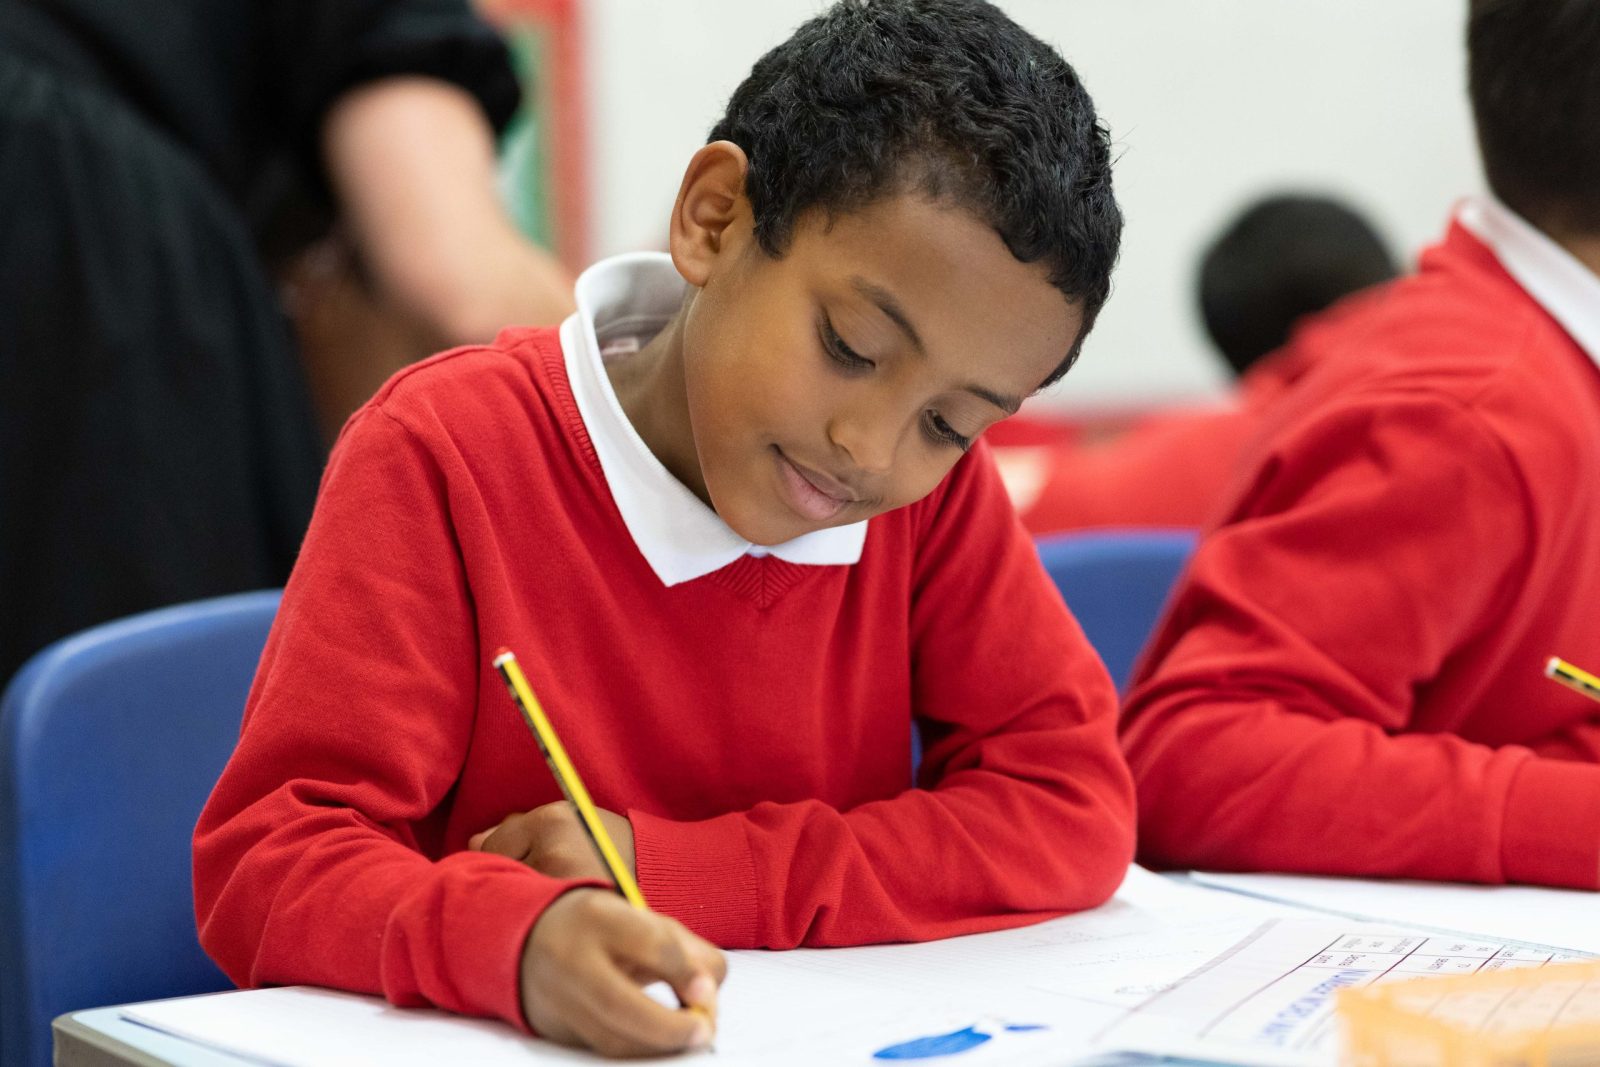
[669, 141, 751, 288]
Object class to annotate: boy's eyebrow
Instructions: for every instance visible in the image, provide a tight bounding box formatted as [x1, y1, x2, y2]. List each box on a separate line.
[850, 275, 924, 354]
[848, 274, 1020, 414]
[966, 384, 1023, 416]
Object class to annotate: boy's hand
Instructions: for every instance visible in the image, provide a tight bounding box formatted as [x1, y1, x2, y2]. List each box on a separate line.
[468, 802, 636, 882]
[522, 888, 725, 1056]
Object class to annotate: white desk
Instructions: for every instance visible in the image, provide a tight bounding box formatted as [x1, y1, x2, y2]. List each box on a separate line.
[49, 871, 1597, 1067]
[54, 1008, 253, 1067]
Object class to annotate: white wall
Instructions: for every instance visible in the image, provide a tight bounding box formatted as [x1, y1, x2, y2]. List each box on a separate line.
[583, 0, 1480, 411]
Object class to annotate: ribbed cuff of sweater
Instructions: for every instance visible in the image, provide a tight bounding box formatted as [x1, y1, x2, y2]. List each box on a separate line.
[629, 808, 760, 947]
[1500, 757, 1600, 890]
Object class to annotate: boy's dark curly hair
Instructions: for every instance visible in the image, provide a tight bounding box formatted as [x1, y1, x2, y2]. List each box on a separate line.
[708, 0, 1122, 386]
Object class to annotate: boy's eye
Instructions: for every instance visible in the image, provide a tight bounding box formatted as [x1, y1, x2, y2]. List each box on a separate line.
[924, 410, 973, 452]
[821, 317, 874, 371]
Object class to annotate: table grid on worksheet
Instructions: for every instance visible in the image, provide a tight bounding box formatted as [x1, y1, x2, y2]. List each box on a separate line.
[1199, 931, 1588, 1052]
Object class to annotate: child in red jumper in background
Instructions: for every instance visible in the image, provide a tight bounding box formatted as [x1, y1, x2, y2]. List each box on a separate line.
[996, 194, 1398, 533]
[1122, 0, 1600, 894]
[193, 0, 1135, 1057]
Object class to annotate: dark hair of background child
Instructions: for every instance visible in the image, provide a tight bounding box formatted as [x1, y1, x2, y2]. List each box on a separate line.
[708, 0, 1123, 387]
[1198, 194, 1397, 377]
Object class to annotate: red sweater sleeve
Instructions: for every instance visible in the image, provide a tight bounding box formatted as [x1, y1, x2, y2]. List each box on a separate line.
[628, 446, 1137, 948]
[1122, 395, 1600, 890]
[1525, 718, 1600, 763]
[1021, 406, 1257, 532]
[193, 408, 601, 1031]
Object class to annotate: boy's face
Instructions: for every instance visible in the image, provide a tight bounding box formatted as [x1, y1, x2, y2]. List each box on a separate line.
[674, 167, 1082, 547]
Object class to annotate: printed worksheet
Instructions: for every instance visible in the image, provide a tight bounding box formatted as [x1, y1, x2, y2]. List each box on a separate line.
[1095, 918, 1592, 1067]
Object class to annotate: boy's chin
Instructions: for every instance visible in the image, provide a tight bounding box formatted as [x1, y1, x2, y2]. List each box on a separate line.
[712, 490, 817, 548]
[725, 510, 811, 549]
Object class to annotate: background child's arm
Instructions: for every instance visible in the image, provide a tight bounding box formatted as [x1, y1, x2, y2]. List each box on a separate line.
[193, 406, 603, 1031]
[620, 444, 1139, 949]
[1522, 717, 1600, 762]
[1121, 396, 1600, 891]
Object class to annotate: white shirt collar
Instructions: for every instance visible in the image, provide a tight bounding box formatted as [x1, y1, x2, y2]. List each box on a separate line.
[1457, 195, 1600, 366]
[559, 252, 867, 587]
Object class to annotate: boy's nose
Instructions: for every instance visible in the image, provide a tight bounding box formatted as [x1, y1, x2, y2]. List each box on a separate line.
[826, 414, 898, 479]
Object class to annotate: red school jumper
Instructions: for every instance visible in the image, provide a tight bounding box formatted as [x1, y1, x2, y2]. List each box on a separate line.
[193, 326, 1136, 1031]
[1122, 222, 1600, 890]
[1014, 298, 1372, 534]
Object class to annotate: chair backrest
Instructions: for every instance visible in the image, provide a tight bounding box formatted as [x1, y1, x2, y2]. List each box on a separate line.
[1034, 529, 1199, 694]
[0, 590, 279, 1067]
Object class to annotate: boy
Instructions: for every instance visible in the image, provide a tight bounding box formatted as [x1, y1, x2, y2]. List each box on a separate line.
[193, 0, 1135, 1057]
[1122, 0, 1600, 891]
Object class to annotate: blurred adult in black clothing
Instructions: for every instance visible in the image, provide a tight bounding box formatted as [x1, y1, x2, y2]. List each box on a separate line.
[0, 0, 574, 683]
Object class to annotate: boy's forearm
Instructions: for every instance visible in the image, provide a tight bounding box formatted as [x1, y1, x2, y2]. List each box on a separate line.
[627, 728, 1135, 950]
[196, 801, 585, 1029]
[193, 405, 594, 1029]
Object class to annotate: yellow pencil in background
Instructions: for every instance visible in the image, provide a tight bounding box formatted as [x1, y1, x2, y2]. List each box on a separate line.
[1545, 656, 1600, 705]
[491, 647, 647, 908]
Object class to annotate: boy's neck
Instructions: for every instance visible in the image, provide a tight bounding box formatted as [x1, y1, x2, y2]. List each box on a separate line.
[603, 306, 712, 507]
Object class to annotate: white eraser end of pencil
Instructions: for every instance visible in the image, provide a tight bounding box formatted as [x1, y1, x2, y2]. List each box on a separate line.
[492, 649, 514, 668]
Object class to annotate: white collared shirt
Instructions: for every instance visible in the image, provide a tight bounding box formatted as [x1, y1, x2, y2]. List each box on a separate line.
[1458, 195, 1600, 367]
[559, 252, 867, 588]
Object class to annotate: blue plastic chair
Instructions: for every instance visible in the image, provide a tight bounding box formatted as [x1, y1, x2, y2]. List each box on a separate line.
[911, 528, 1199, 776]
[0, 590, 279, 1067]
[1035, 529, 1199, 694]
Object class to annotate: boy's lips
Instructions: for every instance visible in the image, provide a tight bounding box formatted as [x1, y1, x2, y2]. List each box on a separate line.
[774, 447, 857, 522]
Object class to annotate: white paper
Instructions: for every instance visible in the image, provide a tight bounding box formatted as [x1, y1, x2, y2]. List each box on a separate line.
[1190, 871, 1600, 955]
[120, 866, 1280, 1066]
[1095, 918, 1593, 1067]
[123, 986, 592, 1067]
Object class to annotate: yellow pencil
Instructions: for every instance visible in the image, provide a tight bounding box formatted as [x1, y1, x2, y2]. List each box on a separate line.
[492, 647, 647, 909]
[1545, 656, 1600, 705]
[493, 648, 715, 1040]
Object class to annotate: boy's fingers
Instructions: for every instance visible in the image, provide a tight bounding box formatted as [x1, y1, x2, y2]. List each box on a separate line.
[567, 955, 714, 1056]
[657, 932, 725, 1019]
[693, 935, 729, 984]
[629, 915, 726, 987]
[611, 917, 724, 1029]
[472, 815, 537, 862]
[685, 973, 719, 1014]
[524, 893, 722, 1056]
